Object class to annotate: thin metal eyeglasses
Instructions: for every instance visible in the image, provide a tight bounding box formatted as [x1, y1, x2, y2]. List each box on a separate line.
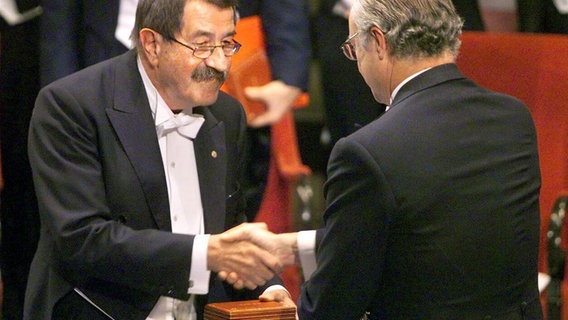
[340, 32, 360, 61]
[168, 37, 242, 59]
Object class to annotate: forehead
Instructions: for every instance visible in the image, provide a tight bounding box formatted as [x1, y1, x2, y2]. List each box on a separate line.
[182, 0, 235, 38]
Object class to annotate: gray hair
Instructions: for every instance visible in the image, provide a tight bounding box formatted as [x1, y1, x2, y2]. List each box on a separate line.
[352, 0, 464, 59]
[131, 0, 238, 48]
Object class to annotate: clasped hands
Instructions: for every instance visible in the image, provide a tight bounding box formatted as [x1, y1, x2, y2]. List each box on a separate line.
[207, 223, 298, 308]
[208, 223, 297, 290]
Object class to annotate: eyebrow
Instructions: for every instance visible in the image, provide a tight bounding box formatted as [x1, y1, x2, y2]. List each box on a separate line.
[188, 29, 237, 40]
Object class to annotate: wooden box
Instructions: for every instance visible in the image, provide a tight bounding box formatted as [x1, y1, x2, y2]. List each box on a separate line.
[204, 300, 296, 320]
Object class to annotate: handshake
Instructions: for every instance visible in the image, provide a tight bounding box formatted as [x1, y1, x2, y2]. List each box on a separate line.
[207, 223, 300, 290]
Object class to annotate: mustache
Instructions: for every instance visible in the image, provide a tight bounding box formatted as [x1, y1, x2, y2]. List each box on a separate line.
[192, 66, 227, 83]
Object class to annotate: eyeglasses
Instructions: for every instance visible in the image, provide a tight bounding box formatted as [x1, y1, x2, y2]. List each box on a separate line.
[340, 32, 360, 61]
[168, 37, 241, 59]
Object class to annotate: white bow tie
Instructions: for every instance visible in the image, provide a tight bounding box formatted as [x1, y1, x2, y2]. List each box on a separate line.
[156, 114, 205, 140]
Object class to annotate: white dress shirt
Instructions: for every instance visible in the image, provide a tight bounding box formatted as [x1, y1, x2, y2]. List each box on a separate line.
[137, 57, 287, 319]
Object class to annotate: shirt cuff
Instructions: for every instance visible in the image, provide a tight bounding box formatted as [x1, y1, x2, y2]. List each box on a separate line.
[297, 230, 317, 280]
[189, 234, 211, 294]
[263, 285, 291, 299]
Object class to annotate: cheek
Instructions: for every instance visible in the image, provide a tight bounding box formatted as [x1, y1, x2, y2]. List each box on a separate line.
[164, 55, 226, 106]
[170, 60, 200, 90]
[357, 59, 373, 90]
[358, 59, 385, 104]
[184, 72, 222, 105]
[160, 54, 190, 84]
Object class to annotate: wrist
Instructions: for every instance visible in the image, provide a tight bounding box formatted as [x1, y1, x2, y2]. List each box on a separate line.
[206, 234, 221, 271]
[282, 232, 300, 266]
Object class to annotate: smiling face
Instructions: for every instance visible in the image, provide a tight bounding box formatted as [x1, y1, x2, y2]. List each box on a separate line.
[142, 0, 236, 110]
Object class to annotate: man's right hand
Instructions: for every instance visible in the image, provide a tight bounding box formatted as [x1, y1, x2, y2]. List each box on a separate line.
[215, 223, 299, 289]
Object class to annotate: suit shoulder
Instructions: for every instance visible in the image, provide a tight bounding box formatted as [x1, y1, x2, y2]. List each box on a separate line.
[42, 54, 126, 95]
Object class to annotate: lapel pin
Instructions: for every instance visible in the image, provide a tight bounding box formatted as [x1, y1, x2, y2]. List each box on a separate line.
[211, 151, 218, 158]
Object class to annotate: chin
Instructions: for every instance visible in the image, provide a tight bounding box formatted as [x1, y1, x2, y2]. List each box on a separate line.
[197, 91, 220, 107]
[191, 83, 222, 106]
[371, 91, 385, 105]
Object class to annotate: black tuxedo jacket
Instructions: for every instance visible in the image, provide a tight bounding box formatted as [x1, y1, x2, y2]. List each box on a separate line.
[24, 50, 279, 320]
[299, 64, 542, 319]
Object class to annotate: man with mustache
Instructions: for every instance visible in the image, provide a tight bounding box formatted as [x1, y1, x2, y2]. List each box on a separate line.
[23, 0, 293, 319]
[39, 0, 311, 224]
[192, 66, 227, 84]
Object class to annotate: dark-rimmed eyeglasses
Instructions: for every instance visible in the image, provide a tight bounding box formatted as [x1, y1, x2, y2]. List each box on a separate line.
[168, 37, 241, 59]
[340, 32, 360, 61]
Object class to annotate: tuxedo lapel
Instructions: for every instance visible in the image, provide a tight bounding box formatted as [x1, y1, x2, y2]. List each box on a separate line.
[104, 51, 228, 234]
[193, 107, 227, 235]
[106, 51, 172, 231]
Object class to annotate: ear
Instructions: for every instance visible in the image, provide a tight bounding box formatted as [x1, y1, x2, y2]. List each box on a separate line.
[369, 27, 387, 59]
[139, 28, 161, 65]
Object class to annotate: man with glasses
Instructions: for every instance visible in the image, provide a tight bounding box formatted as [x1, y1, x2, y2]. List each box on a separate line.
[229, 0, 543, 319]
[24, 0, 293, 319]
[313, 0, 485, 148]
[39, 0, 311, 236]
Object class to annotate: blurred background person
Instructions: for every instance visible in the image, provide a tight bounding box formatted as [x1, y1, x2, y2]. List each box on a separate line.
[231, 0, 312, 222]
[517, 0, 568, 34]
[0, 0, 42, 319]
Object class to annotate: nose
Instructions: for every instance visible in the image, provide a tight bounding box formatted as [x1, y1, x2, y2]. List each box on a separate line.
[204, 46, 230, 73]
